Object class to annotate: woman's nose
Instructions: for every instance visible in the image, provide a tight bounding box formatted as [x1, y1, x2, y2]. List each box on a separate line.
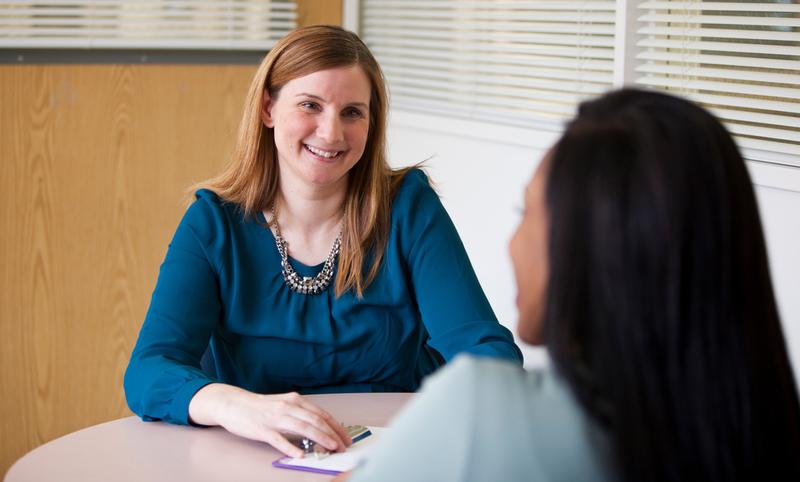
[317, 113, 344, 144]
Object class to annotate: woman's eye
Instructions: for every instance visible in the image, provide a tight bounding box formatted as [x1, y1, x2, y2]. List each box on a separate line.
[343, 108, 364, 119]
[300, 101, 320, 111]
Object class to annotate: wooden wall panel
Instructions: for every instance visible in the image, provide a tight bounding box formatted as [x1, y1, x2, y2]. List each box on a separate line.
[296, 0, 343, 27]
[0, 64, 257, 476]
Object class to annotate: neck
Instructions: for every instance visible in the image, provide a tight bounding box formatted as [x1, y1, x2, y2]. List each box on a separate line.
[274, 175, 347, 237]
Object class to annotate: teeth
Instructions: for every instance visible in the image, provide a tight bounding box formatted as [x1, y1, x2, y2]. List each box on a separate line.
[306, 144, 340, 159]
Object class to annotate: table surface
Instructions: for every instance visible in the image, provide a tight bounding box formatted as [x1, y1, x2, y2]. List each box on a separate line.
[5, 392, 413, 482]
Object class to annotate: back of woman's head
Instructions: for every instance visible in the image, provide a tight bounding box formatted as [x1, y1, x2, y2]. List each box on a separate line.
[544, 88, 800, 482]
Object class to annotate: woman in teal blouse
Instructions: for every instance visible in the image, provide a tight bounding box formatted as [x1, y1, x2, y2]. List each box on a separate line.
[123, 25, 521, 457]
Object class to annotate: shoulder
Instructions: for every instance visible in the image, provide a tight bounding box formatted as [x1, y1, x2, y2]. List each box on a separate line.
[192, 188, 226, 211]
[351, 356, 597, 482]
[177, 189, 243, 245]
[424, 355, 541, 406]
[431, 355, 524, 386]
[400, 356, 536, 431]
[188, 189, 244, 220]
[389, 168, 452, 242]
[433, 356, 593, 428]
[390, 168, 439, 212]
[429, 356, 612, 480]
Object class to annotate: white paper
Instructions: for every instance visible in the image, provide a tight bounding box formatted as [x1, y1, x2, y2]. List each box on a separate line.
[277, 426, 385, 473]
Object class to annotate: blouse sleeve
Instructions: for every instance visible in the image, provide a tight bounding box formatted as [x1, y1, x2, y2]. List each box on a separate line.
[398, 171, 522, 364]
[123, 192, 223, 425]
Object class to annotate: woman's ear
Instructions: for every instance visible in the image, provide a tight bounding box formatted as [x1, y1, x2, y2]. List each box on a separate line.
[260, 90, 275, 128]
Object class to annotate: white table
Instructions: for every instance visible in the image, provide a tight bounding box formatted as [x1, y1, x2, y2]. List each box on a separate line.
[5, 393, 413, 481]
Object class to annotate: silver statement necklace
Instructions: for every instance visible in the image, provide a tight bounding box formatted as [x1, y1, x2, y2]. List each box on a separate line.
[270, 205, 342, 295]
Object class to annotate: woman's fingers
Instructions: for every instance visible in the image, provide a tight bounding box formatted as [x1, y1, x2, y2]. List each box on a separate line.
[263, 430, 305, 458]
[276, 398, 350, 450]
[214, 389, 354, 456]
[296, 400, 353, 446]
[279, 393, 352, 446]
[278, 417, 345, 452]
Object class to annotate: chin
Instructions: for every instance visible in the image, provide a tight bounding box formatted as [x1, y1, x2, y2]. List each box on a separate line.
[518, 329, 544, 346]
[302, 167, 349, 186]
[516, 312, 544, 346]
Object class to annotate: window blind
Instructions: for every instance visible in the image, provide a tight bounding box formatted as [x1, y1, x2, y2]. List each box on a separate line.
[361, 0, 617, 129]
[635, 1, 799, 166]
[0, 0, 297, 50]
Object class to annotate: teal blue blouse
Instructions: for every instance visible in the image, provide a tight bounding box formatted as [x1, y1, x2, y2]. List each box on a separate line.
[123, 169, 522, 425]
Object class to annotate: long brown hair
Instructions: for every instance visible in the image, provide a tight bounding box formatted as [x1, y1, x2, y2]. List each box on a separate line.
[195, 25, 409, 297]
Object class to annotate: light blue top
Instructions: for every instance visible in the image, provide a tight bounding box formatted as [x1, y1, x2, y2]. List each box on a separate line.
[123, 169, 522, 425]
[351, 356, 614, 482]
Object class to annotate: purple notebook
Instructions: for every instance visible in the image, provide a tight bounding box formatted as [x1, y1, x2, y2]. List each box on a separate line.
[272, 458, 342, 476]
[272, 426, 381, 475]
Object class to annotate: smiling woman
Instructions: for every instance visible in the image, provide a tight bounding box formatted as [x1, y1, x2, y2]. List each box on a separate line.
[122, 25, 522, 458]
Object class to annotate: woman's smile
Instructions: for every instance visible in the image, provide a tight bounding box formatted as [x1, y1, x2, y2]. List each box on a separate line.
[304, 143, 343, 160]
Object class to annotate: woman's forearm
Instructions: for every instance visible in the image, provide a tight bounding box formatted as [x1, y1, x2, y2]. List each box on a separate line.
[188, 382, 244, 426]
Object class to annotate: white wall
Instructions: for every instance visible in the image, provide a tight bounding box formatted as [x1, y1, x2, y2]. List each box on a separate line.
[753, 178, 800, 377]
[387, 110, 800, 375]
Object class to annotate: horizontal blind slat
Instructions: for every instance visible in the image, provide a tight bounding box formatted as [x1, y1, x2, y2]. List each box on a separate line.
[635, 64, 799, 85]
[1, 27, 290, 38]
[382, 65, 610, 93]
[0, 0, 295, 7]
[388, 75, 603, 102]
[390, 85, 579, 117]
[637, 51, 799, 71]
[363, 9, 616, 22]
[382, 58, 614, 83]
[367, 38, 615, 60]
[363, 27, 615, 48]
[637, 13, 800, 28]
[639, 1, 800, 13]
[363, 18, 616, 35]
[635, 76, 800, 105]
[0, 19, 295, 29]
[371, 46, 614, 72]
[365, 1, 616, 11]
[0, 1, 297, 50]
[636, 26, 799, 43]
[0, 38, 284, 49]
[726, 124, 800, 144]
[638, 38, 800, 56]
[736, 137, 800, 159]
[709, 106, 800, 129]
[0, 9, 297, 19]
[683, 91, 800, 116]
[710, 108, 800, 130]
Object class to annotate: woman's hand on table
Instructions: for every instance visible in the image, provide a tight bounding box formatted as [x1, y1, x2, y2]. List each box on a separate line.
[188, 383, 352, 457]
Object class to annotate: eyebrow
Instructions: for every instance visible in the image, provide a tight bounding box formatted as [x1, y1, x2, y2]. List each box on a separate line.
[296, 93, 368, 109]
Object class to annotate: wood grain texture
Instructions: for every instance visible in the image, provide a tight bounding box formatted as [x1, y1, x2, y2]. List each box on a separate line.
[0, 64, 257, 476]
[296, 0, 343, 27]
